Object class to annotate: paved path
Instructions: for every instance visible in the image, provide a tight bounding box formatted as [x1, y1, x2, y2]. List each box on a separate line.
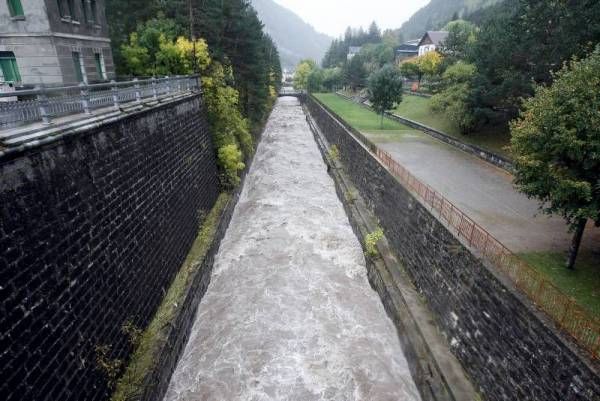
[163, 97, 421, 401]
[370, 131, 600, 254]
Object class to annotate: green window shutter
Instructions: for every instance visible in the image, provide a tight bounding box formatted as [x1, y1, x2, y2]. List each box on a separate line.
[94, 53, 105, 79]
[7, 0, 24, 17]
[72, 52, 83, 82]
[0, 52, 21, 82]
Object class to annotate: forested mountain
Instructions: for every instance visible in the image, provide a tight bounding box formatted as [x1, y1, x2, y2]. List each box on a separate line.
[250, 0, 332, 68]
[106, 0, 281, 127]
[398, 0, 502, 40]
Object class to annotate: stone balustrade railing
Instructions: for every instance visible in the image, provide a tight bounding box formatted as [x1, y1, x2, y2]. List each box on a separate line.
[0, 75, 201, 130]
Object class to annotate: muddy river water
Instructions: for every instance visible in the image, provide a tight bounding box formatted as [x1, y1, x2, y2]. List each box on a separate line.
[163, 97, 421, 401]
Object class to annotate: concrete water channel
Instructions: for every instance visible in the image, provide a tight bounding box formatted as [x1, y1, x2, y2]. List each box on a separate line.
[163, 97, 422, 401]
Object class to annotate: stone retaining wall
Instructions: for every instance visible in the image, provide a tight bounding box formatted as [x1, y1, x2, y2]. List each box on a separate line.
[0, 95, 220, 401]
[305, 95, 599, 401]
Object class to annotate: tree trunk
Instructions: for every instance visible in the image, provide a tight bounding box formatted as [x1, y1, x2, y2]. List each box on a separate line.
[566, 219, 587, 270]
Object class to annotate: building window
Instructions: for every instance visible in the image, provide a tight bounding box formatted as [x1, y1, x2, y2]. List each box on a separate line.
[0, 52, 21, 82]
[94, 52, 106, 80]
[72, 51, 86, 83]
[80, 0, 88, 22]
[7, 0, 24, 17]
[57, 0, 68, 18]
[57, 0, 76, 19]
[68, 0, 77, 21]
[90, 0, 97, 23]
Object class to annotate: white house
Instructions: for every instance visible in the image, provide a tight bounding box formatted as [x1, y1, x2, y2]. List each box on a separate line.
[417, 31, 449, 56]
[347, 46, 362, 60]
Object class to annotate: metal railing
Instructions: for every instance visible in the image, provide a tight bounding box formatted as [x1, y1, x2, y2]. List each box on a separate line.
[0, 75, 200, 130]
[279, 87, 305, 96]
[311, 95, 600, 359]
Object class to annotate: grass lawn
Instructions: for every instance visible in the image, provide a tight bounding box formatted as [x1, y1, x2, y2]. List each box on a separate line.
[394, 95, 512, 158]
[520, 251, 600, 317]
[313, 93, 420, 140]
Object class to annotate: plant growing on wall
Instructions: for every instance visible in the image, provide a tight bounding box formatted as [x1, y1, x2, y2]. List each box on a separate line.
[218, 144, 245, 187]
[95, 345, 123, 389]
[510, 47, 600, 270]
[365, 228, 384, 258]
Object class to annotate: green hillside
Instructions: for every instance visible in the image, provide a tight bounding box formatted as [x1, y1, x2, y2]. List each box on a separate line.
[251, 0, 332, 68]
[399, 0, 503, 39]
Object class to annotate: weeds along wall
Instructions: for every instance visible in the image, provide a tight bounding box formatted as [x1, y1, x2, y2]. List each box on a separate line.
[305, 96, 600, 401]
[0, 94, 220, 401]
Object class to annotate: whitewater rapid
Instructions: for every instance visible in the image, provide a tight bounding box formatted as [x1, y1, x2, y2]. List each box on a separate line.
[163, 97, 421, 401]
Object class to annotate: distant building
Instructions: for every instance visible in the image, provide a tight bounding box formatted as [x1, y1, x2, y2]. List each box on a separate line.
[417, 31, 449, 56]
[282, 68, 294, 84]
[0, 0, 114, 88]
[395, 39, 420, 63]
[347, 46, 362, 60]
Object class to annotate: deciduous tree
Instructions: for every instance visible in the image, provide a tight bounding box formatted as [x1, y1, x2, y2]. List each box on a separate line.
[510, 47, 600, 269]
[368, 65, 404, 128]
[293, 60, 316, 90]
[431, 61, 476, 132]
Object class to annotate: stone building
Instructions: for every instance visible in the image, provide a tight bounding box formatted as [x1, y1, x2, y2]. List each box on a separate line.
[0, 0, 114, 87]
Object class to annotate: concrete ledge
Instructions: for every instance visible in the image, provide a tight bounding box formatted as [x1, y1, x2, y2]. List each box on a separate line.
[0, 91, 199, 160]
[305, 105, 479, 401]
[335, 92, 514, 172]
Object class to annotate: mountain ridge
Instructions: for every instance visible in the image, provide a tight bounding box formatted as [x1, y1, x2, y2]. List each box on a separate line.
[398, 0, 503, 40]
[251, 0, 332, 69]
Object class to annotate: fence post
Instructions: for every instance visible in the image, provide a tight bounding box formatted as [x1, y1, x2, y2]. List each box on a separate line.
[165, 76, 171, 95]
[468, 222, 476, 246]
[79, 82, 92, 115]
[134, 78, 141, 102]
[111, 80, 120, 109]
[36, 84, 52, 125]
[151, 77, 158, 100]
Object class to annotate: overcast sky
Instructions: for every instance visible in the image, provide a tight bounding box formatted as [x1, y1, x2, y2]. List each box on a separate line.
[273, 0, 430, 38]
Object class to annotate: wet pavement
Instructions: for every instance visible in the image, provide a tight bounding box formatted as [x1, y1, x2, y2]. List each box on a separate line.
[370, 131, 600, 254]
[163, 97, 421, 401]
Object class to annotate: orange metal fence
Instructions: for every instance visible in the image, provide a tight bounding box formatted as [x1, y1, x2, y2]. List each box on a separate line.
[376, 147, 599, 359]
[310, 96, 600, 359]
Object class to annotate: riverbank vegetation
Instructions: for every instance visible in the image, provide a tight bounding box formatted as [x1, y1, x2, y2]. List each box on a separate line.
[107, 0, 281, 186]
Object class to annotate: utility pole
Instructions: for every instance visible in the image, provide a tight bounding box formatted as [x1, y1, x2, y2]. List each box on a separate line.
[189, 0, 197, 73]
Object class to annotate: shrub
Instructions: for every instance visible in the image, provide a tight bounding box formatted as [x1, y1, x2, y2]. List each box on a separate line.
[365, 228, 384, 258]
[328, 144, 340, 161]
[218, 144, 245, 188]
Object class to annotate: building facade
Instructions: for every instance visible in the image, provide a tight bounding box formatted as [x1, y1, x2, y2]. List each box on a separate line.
[0, 0, 114, 87]
[347, 46, 361, 60]
[417, 31, 449, 56]
[395, 39, 419, 63]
